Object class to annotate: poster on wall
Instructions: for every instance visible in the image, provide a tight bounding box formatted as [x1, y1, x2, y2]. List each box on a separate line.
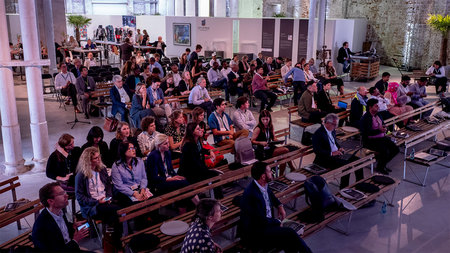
[122, 16, 136, 27]
[79, 25, 88, 40]
[261, 19, 275, 57]
[279, 19, 294, 59]
[173, 23, 191, 46]
[297, 20, 308, 61]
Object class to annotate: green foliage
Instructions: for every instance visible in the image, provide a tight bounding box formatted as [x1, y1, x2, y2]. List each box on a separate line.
[273, 12, 286, 18]
[67, 15, 92, 29]
[426, 14, 450, 35]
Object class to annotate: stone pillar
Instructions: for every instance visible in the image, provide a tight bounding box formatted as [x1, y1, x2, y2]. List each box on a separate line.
[317, 0, 326, 50]
[214, 0, 226, 17]
[43, 0, 57, 74]
[18, 0, 50, 171]
[175, 0, 185, 16]
[0, 0, 25, 175]
[293, 0, 301, 18]
[186, 0, 196, 16]
[307, 0, 317, 60]
[229, 0, 238, 17]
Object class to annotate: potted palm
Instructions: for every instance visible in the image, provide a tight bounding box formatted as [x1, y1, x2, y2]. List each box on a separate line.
[67, 15, 92, 43]
[426, 14, 450, 65]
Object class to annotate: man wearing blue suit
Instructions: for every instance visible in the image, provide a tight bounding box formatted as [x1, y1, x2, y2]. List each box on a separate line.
[240, 162, 312, 253]
[32, 182, 90, 252]
[110, 75, 132, 122]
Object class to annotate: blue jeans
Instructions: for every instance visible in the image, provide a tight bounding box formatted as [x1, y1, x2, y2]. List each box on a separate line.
[111, 105, 129, 122]
[212, 78, 229, 100]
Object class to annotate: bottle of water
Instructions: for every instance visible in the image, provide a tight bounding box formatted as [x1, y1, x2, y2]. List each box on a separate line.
[381, 201, 387, 214]
[409, 148, 415, 160]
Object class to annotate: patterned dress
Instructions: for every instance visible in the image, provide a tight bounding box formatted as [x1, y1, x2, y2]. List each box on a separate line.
[180, 218, 218, 253]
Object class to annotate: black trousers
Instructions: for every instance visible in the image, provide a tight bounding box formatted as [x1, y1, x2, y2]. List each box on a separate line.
[364, 137, 399, 171]
[61, 83, 78, 107]
[292, 81, 306, 106]
[93, 203, 122, 245]
[324, 78, 344, 91]
[302, 111, 327, 124]
[435, 77, 448, 94]
[254, 90, 277, 111]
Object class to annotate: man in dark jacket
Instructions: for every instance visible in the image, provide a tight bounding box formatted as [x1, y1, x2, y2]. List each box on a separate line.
[120, 38, 134, 63]
[110, 75, 132, 122]
[349, 86, 368, 127]
[75, 66, 96, 119]
[227, 64, 244, 98]
[374, 72, 390, 94]
[32, 182, 89, 252]
[240, 162, 312, 253]
[312, 113, 362, 188]
[337, 41, 355, 73]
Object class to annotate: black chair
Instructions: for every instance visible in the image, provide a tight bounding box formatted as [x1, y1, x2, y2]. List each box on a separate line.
[99, 71, 113, 78]
[170, 57, 179, 64]
[90, 66, 100, 71]
[102, 65, 112, 70]
[103, 74, 113, 82]
[52, 72, 58, 78]
[42, 73, 55, 94]
[161, 57, 171, 66]
[94, 76, 103, 83]
[88, 69, 97, 76]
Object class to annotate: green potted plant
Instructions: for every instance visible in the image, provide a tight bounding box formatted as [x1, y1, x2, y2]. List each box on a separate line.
[426, 14, 450, 65]
[67, 15, 92, 43]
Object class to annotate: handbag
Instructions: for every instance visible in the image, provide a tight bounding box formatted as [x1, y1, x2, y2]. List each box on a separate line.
[103, 117, 119, 132]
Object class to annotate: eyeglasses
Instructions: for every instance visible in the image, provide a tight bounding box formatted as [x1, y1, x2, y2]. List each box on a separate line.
[53, 190, 67, 197]
[128, 147, 136, 151]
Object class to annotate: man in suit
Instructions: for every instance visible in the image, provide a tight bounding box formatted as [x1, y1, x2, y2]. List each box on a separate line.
[70, 58, 82, 78]
[32, 182, 89, 252]
[227, 64, 244, 99]
[337, 41, 355, 73]
[120, 38, 134, 63]
[312, 113, 363, 188]
[75, 66, 96, 119]
[110, 75, 132, 122]
[316, 82, 345, 114]
[349, 86, 369, 127]
[298, 81, 326, 123]
[240, 161, 312, 253]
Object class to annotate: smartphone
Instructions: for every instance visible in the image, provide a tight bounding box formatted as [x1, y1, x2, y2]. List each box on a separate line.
[77, 223, 90, 231]
[104, 197, 112, 201]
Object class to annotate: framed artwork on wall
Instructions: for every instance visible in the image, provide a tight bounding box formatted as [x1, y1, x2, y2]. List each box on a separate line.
[173, 23, 191, 46]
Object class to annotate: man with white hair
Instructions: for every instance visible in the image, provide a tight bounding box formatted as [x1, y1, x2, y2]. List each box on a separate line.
[110, 75, 132, 122]
[75, 66, 95, 119]
[151, 36, 167, 57]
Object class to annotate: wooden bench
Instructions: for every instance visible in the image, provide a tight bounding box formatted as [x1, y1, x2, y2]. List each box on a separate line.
[0, 176, 21, 229]
[0, 230, 33, 251]
[0, 199, 43, 229]
[330, 91, 357, 104]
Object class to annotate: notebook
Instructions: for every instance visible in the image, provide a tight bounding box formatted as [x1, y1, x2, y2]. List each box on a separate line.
[304, 164, 328, 174]
[268, 181, 289, 192]
[428, 148, 446, 157]
[414, 152, 438, 162]
[338, 101, 348, 109]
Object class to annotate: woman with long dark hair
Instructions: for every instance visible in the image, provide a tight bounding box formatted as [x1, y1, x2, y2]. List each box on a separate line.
[81, 126, 110, 167]
[164, 110, 186, 159]
[178, 123, 221, 184]
[323, 60, 344, 95]
[251, 110, 293, 175]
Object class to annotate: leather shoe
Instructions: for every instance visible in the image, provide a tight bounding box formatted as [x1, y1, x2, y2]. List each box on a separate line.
[85, 113, 90, 119]
[376, 168, 389, 175]
[65, 100, 70, 105]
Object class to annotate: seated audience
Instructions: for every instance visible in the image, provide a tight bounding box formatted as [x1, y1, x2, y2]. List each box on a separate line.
[178, 123, 221, 184]
[147, 79, 172, 120]
[46, 134, 81, 192]
[239, 55, 250, 74]
[67, 36, 79, 49]
[131, 83, 156, 128]
[84, 39, 96, 49]
[110, 122, 142, 162]
[374, 72, 390, 94]
[81, 126, 111, 168]
[252, 110, 292, 175]
[272, 57, 283, 71]
[125, 68, 144, 93]
[298, 81, 326, 123]
[198, 121, 226, 169]
[146, 134, 189, 195]
[191, 60, 207, 84]
[135, 50, 145, 66]
[75, 66, 96, 119]
[179, 50, 189, 72]
[232, 96, 257, 136]
[230, 55, 239, 67]
[252, 66, 277, 112]
[243, 64, 256, 92]
[141, 63, 152, 81]
[240, 162, 312, 253]
[256, 52, 264, 67]
[304, 63, 319, 85]
[110, 75, 132, 122]
[111, 141, 152, 207]
[316, 82, 345, 114]
[228, 64, 245, 98]
[220, 61, 232, 81]
[75, 147, 121, 246]
[397, 75, 415, 108]
[368, 87, 395, 122]
[207, 61, 229, 100]
[426, 60, 447, 94]
[168, 63, 182, 88]
[312, 113, 362, 188]
[188, 77, 214, 116]
[323, 60, 344, 95]
[161, 73, 176, 97]
[208, 98, 249, 146]
[384, 82, 413, 124]
[180, 199, 223, 253]
[409, 77, 432, 117]
[308, 58, 319, 75]
[360, 99, 399, 174]
[54, 62, 79, 112]
[148, 57, 164, 79]
[191, 106, 206, 124]
[284, 63, 306, 106]
[178, 70, 193, 95]
[137, 116, 160, 157]
[70, 58, 82, 78]
[280, 58, 292, 78]
[164, 110, 186, 159]
[83, 52, 97, 69]
[121, 60, 134, 78]
[209, 52, 221, 67]
[262, 57, 275, 76]
[349, 86, 369, 127]
[32, 182, 89, 252]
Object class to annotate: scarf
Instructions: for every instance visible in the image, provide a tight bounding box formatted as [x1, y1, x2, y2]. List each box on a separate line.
[55, 144, 69, 158]
[387, 82, 399, 104]
[356, 92, 368, 106]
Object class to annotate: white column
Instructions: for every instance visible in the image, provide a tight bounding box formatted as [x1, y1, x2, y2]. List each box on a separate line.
[43, 0, 57, 74]
[317, 0, 326, 50]
[293, 0, 301, 18]
[186, 0, 196, 16]
[0, 0, 25, 175]
[214, 0, 226, 17]
[229, 0, 238, 17]
[18, 0, 50, 170]
[307, 0, 317, 60]
[175, 0, 185, 16]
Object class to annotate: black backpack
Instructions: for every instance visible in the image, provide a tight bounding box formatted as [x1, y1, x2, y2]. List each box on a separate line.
[303, 175, 338, 222]
[440, 96, 450, 112]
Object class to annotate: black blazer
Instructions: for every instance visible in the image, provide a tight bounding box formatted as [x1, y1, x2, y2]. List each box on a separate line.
[32, 208, 79, 252]
[227, 71, 243, 96]
[312, 125, 340, 163]
[178, 141, 211, 183]
[240, 181, 282, 236]
[337, 47, 354, 63]
[146, 150, 176, 186]
[316, 89, 334, 113]
[350, 97, 365, 127]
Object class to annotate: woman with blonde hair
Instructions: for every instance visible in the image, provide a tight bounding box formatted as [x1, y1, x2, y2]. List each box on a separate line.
[178, 70, 193, 95]
[110, 122, 142, 162]
[75, 147, 122, 245]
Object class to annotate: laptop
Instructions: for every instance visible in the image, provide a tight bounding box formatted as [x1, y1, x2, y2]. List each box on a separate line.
[304, 164, 328, 174]
[406, 124, 422, 132]
[269, 140, 285, 145]
[338, 101, 348, 109]
[338, 148, 361, 161]
[414, 152, 438, 162]
[268, 180, 289, 192]
[428, 148, 446, 157]
[281, 220, 305, 235]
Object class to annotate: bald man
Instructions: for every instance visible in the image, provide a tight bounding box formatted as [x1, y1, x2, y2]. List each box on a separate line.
[349, 86, 369, 127]
[262, 57, 274, 76]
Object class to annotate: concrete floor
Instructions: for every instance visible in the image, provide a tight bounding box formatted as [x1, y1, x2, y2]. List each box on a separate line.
[0, 65, 449, 252]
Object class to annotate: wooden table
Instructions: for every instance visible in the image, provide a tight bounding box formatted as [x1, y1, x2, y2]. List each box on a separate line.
[350, 55, 380, 81]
